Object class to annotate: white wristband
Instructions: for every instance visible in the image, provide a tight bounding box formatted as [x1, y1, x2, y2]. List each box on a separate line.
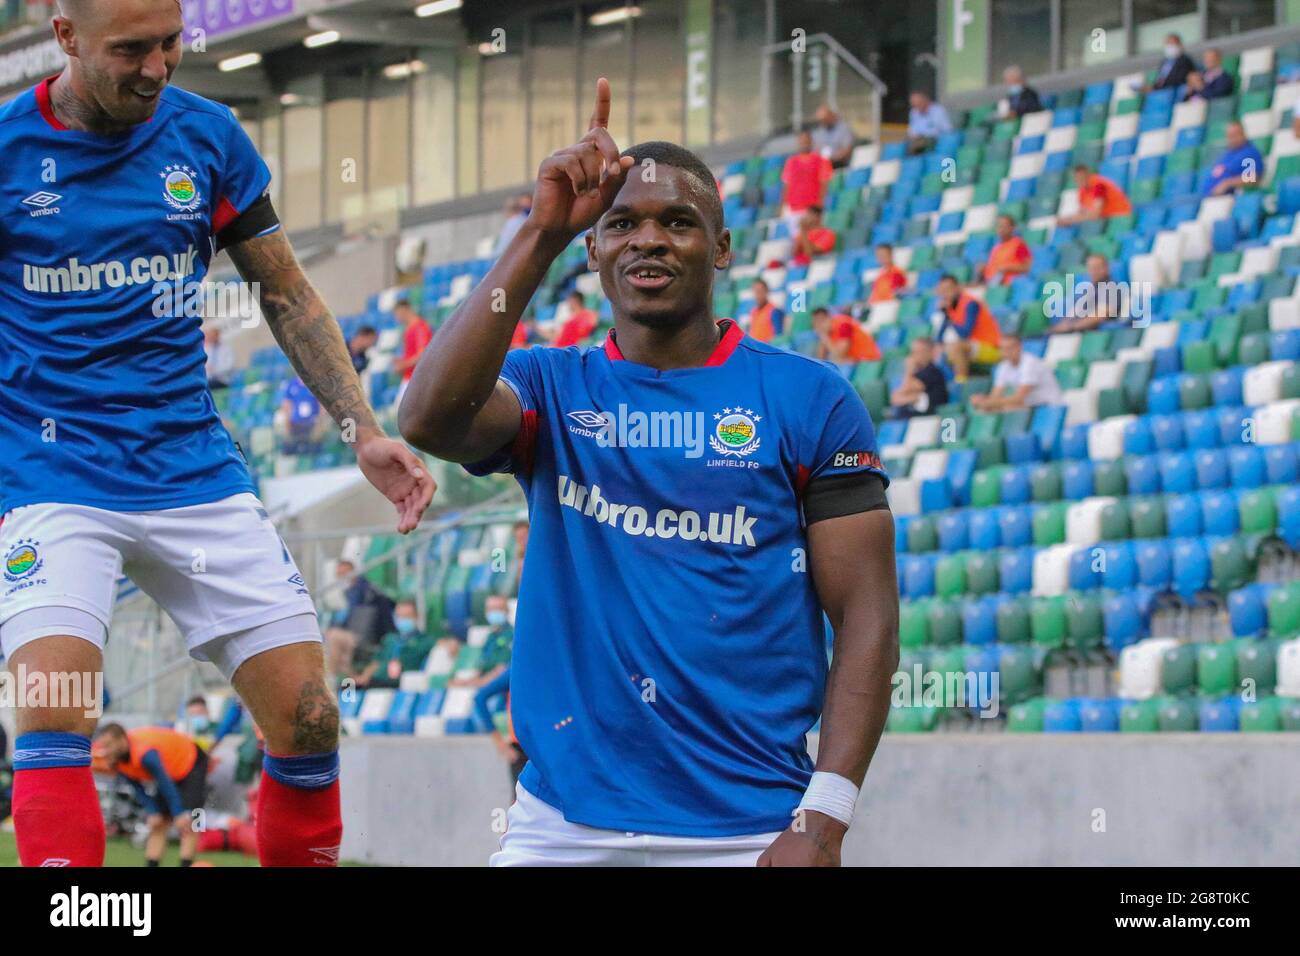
[795, 771, 859, 828]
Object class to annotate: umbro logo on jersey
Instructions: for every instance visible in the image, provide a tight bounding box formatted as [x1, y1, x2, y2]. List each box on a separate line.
[21, 191, 62, 217]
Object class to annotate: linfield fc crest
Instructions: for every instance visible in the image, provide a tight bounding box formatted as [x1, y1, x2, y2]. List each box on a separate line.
[4, 539, 42, 582]
[160, 164, 203, 213]
[710, 407, 762, 458]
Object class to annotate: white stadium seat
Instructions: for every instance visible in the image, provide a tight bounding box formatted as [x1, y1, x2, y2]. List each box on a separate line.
[1086, 414, 1134, 461]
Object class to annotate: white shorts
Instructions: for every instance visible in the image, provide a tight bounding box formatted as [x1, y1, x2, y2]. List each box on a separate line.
[490, 783, 785, 867]
[0, 492, 319, 678]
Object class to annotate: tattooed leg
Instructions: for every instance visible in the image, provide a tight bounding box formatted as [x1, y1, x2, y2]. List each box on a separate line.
[232, 641, 340, 756]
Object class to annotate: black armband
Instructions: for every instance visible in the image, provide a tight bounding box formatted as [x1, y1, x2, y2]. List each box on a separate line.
[215, 193, 280, 251]
[803, 471, 889, 525]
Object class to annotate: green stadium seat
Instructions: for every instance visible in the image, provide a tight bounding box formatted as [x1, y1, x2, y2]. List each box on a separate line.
[1235, 638, 1276, 694]
[899, 601, 929, 648]
[1031, 596, 1066, 650]
[966, 551, 999, 595]
[1280, 698, 1300, 731]
[1119, 699, 1160, 732]
[1094, 460, 1128, 497]
[1032, 502, 1066, 546]
[1065, 593, 1104, 652]
[1197, 643, 1237, 696]
[1160, 644, 1197, 695]
[1100, 500, 1131, 539]
[927, 599, 964, 645]
[1239, 488, 1276, 535]
[1239, 698, 1281, 733]
[1210, 538, 1253, 592]
[907, 515, 939, 553]
[1268, 583, 1300, 637]
[1157, 697, 1199, 731]
[1130, 496, 1167, 538]
[998, 645, 1041, 705]
[1029, 462, 1062, 502]
[1007, 697, 1047, 732]
[934, 555, 967, 598]
[997, 597, 1032, 644]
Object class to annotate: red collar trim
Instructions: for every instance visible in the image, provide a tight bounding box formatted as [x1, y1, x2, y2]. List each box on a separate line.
[604, 319, 743, 366]
[36, 75, 68, 131]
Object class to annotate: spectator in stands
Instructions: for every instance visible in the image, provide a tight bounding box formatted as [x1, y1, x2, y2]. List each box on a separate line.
[983, 214, 1033, 286]
[889, 337, 950, 419]
[790, 206, 837, 267]
[452, 594, 514, 689]
[204, 325, 234, 390]
[510, 317, 536, 349]
[934, 273, 1001, 383]
[474, 664, 527, 783]
[1145, 33, 1196, 92]
[1204, 121, 1263, 197]
[1058, 164, 1132, 225]
[182, 695, 213, 745]
[511, 518, 529, 589]
[495, 192, 532, 255]
[906, 90, 952, 155]
[999, 66, 1042, 118]
[812, 103, 855, 168]
[93, 723, 207, 867]
[392, 299, 433, 398]
[551, 290, 599, 347]
[780, 129, 834, 236]
[356, 599, 434, 689]
[868, 243, 909, 303]
[324, 558, 396, 683]
[348, 325, 378, 375]
[970, 332, 1062, 412]
[1184, 47, 1233, 101]
[746, 278, 785, 343]
[1052, 253, 1114, 333]
[813, 307, 880, 364]
[277, 375, 323, 455]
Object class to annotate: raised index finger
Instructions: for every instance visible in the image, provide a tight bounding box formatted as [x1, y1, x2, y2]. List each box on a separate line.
[588, 76, 611, 131]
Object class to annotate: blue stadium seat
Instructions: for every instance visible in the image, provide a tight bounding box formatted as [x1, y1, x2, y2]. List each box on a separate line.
[1125, 454, 1161, 495]
[386, 691, 420, 735]
[1062, 460, 1093, 499]
[1172, 538, 1211, 597]
[1280, 486, 1300, 548]
[1166, 493, 1203, 537]
[902, 554, 936, 599]
[1228, 584, 1270, 637]
[1060, 423, 1091, 459]
[1151, 414, 1185, 451]
[1102, 541, 1138, 590]
[1147, 377, 1181, 414]
[1005, 431, 1040, 464]
[998, 506, 1033, 548]
[1159, 451, 1196, 493]
[1103, 592, 1144, 651]
[969, 507, 1002, 550]
[1200, 489, 1240, 535]
[1136, 539, 1173, 588]
[1198, 698, 1239, 733]
[1000, 465, 1032, 505]
[937, 511, 970, 552]
[1228, 446, 1266, 489]
[1068, 546, 1103, 591]
[962, 597, 998, 645]
[999, 547, 1035, 594]
[1124, 416, 1155, 455]
[1043, 699, 1082, 732]
[1080, 698, 1120, 732]
[1264, 444, 1299, 484]
[1194, 448, 1229, 489]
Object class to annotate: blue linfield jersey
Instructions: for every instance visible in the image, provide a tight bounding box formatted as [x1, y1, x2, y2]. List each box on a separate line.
[0, 77, 275, 514]
[467, 321, 888, 837]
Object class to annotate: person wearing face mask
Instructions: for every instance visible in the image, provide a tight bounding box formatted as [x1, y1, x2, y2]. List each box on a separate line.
[1148, 34, 1196, 92]
[999, 66, 1041, 119]
[356, 599, 433, 689]
[453, 595, 514, 691]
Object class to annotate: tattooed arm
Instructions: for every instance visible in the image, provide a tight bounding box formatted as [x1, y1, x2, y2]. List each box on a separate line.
[226, 230, 435, 533]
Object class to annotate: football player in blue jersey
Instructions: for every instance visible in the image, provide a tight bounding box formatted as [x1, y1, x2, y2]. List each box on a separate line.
[0, 0, 434, 866]
[401, 80, 898, 866]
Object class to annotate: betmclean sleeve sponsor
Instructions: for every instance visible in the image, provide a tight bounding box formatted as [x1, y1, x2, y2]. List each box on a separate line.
[804, 370, 889, 484]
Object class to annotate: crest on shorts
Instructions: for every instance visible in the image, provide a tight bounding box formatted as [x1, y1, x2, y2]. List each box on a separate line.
[709, 407, 762, 458]
[4, 539, 42, 582]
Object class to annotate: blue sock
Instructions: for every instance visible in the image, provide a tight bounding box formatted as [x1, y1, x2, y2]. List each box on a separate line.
[263, 751, 339, 790]
[13, 731, 91, 770]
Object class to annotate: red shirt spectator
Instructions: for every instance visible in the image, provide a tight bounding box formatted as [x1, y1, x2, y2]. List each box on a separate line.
[781, 132, 834, 214]
[869, 266, 908, 304]
[553, 307, 598, 348]
[393, 301, 432, 382]
[792, 224, 836, 267]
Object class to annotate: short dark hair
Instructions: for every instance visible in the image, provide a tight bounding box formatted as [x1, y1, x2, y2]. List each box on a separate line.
[938, 273, 959, 285]
[94, 722, 127, 740]
[876, 242, 894, 252]
[752, 278, 769, 291]
[807, 205, 824, 216]
[619, 141, 724, 233]
[394, 298, 413, 312]
[998, 213, 1017, 226]
[356, 325, 377, 338]
[813, 306, 831, 317]
[1073, 163, 1092, 173]
[185, 695, 207, 709]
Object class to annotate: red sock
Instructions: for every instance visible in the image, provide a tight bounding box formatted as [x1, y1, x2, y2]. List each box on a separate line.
[13, 766, 106, 867]
[256, 770, 342, 866]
